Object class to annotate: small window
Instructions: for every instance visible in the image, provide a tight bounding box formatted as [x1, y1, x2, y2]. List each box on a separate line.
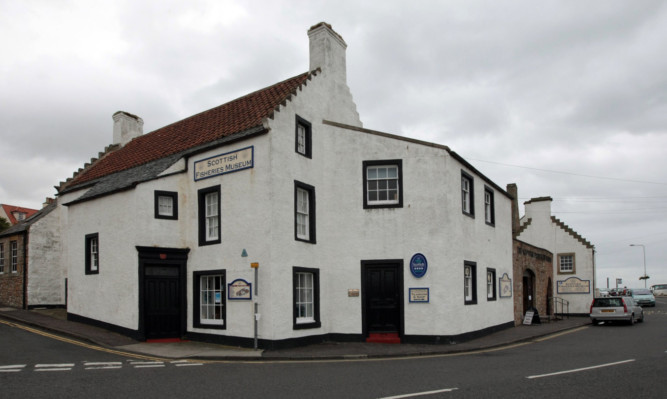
[558, 254, 575, 274]
[295, 181, 316, 243]
[486, 268, 497, 301]
[198, 185, 221, 246]
[484, 187, 495, 226]
[293, 267, 321, 329]
[193, 270, 226, 329]
[0, 243, 5, 274]
[363, 160, 403, 209]
[461, 171, 474, 217]
[295, 116, 312, 158]
[85, 234, 99, 275]
[464, 261, 477, 305]
[10, 241, 18, 273]
[154, 191, 178, 220]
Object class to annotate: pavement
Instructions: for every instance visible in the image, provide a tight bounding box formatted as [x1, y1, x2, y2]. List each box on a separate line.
[0, 307, 591, 361]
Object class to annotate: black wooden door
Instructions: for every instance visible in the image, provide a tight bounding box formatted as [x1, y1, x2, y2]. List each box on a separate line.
[365, 265, 401, 333]
[144, 265, 181, 339]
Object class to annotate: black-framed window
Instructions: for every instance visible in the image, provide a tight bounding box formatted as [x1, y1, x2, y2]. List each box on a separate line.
[363, 159, 403, 209]
[484, 186, 495, 226]
[295, 115, 312, 158]
[461, 171, 474, 217]
[154, 190, 178, 220]
[294, 181, 316, 244]
[193, 270, 226, 329]
[486, 268, 497, 301]
[293, 267, 321, 330]
[85, 233, 99, 275]
[198, 185, 221, 246]
[464, 261, 477, 305]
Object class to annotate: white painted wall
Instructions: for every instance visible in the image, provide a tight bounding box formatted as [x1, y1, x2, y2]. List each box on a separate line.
[27, 205, 66, 306]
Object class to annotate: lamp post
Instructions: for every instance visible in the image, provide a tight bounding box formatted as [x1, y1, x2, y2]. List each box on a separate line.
[629, 244, 647, 288]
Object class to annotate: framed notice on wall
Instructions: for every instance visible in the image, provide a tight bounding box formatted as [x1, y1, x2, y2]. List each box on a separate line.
[499, 273, 512, 298]
[409, 288, 429, 303]
[228, 279, 252, 300]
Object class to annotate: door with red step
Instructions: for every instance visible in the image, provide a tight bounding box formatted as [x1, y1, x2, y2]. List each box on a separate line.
[362, 261, 403, 340]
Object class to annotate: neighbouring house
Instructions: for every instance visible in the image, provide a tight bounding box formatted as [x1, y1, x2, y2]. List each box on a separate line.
[0, 200, 65, 309]
[509, 185, 596, 316]
[56, 22, 515, 348]
[0, 204, 39, 226]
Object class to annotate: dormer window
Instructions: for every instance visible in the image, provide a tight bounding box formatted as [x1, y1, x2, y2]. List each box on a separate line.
[14, 212, 26, 221]
[295, 116, 312, 158]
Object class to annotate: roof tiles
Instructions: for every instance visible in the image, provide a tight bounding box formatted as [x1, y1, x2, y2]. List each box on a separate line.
[68, 71, 314, 187]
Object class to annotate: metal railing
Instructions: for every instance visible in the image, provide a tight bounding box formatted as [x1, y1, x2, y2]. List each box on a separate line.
[551, 296, 570, 320]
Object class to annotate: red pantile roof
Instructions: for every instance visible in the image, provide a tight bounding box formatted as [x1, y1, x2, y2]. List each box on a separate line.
[68, 71, 316, 187]
[1, 204, 39, 225]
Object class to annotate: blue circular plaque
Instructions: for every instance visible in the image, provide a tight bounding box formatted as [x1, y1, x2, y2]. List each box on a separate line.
[410, 253, 428, 278]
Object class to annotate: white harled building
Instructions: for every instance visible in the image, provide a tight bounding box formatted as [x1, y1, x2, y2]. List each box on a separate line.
[58, 23, 515, 348]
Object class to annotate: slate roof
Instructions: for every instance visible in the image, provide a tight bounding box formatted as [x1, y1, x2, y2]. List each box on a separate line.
[65, 71, 316, 191]
[0, 202, 56, 238]
[0, 204, 39, 225]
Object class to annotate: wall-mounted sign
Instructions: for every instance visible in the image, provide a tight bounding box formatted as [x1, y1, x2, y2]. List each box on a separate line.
[228, 279, 252, 300]
[409, 253, 428, 278]
[194, 146, 254, 181]
[348, 289, 360, 297]
[557, 277, 591, 294]
[409, 288, 429, 303]
[499, 273, 512, 298]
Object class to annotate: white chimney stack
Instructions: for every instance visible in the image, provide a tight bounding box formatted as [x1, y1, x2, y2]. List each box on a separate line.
[113, 111, 143, 147]
[308, 22, 347, 83]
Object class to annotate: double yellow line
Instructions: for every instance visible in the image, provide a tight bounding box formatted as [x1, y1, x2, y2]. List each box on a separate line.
[0, 318, 165, 362]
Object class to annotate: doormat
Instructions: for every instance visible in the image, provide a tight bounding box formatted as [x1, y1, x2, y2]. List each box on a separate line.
[146, 338, 190, 343]
[366, 333, 401, 344]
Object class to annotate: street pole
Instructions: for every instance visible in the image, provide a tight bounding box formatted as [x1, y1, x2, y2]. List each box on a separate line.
[630, 244, 647, 288]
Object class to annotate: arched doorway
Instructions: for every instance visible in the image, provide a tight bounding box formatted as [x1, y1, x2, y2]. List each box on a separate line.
[523, 269, 535, 314]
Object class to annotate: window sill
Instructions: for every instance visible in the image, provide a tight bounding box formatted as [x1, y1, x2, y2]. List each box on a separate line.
[293, 320, 321, 330]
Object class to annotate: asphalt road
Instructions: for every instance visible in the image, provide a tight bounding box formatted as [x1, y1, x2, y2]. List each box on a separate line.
[2, 298, 666, 398]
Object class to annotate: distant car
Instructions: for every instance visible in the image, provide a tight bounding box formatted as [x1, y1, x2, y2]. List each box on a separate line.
[631, 288, 656, 307]
[598, 288, 610, 297]
[590, 296, 643, 325]
[651, 284, 667, 297]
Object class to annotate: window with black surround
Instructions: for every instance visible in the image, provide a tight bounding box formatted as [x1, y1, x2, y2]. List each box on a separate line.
[85, 233, 99, 275]
[154, 190, 178, 220]
[484, 186, 495, 226]
[363, 160, 403, 209]
[486, 268, 497, 301]
[294, 181, 316, 243]
[461, 171, 474, 217]
[198, 185, 221, 246]
[193, 270, 226, 329]
[293, 267, 320, 329]
[295, 115, 312, 158]
[464, 261, 477, 305]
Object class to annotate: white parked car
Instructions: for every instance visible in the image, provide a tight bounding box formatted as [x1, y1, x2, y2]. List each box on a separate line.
[590, 296, 643, 325]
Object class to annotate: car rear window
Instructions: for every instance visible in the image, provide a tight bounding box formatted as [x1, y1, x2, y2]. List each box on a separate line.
[593, 298, 623, 307]
[633, 289, 651, 295]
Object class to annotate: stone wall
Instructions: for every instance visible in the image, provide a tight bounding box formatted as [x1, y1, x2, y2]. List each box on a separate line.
[0, 233, 25, 308]
[513, 239, 553, 325]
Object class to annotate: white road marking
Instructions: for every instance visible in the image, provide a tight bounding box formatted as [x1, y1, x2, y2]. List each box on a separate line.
[171, 360, 204, 367]
[526, 359, 635, 379]
[0, 365, 26, 373]
[84, 362, 123, 370]
[35, 363, 75, 368]
[378, 388, 459, 399]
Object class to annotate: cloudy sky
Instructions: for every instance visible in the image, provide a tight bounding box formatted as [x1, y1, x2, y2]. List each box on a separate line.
[1, 0, 666, 287]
